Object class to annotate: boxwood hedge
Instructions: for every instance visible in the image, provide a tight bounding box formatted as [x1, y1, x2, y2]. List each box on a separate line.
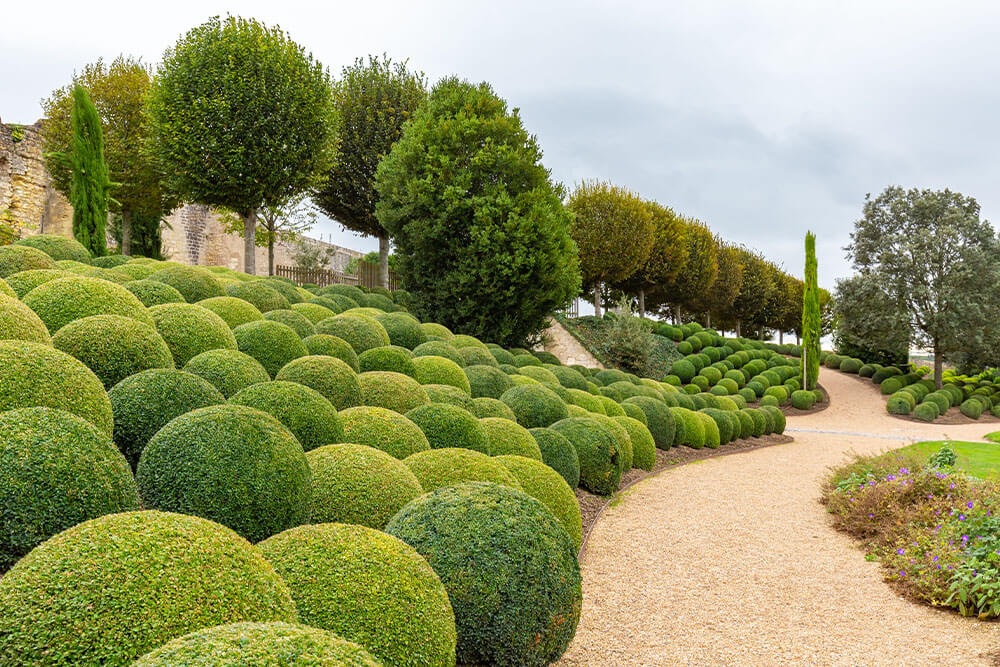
[0, 244, 57, 277]
[0, 293, 52, 344]
[315, 314, 391, 354]
[550, 417, 624, 495]
[357, 370, 431, 413]
[52, 314, 174, 388]
[302, 333, 360, 371]
[622, 396, 675, 449]
[230, 381, 342, 452]
[24, 275, 153, 333]
[263, 309, 316, 338]
[183, 349, 270, 398]
[480, 417, 544, 460]
[496, 454, 583, 550]
[413, 355, 472, 394]
[233, 320, 309, 377]
[126, 278, 186, 307]
[196, 296, 263, 329]
[421, 383, 476, 410]
[372, 311, 427, 349]
[150, 303, 238, 367]
[404, 447, 522, 492]
[275, 355, 361, 411]
[529, 427, 581, 488]
[148, 265, 224, 303]
[465, 364, 515, 399]
[3, 268, 72, 298]
[358, 345, 417, 377]
[406, 402, 489, 453]
[470, 396, 518, 420]
[225, 281, 290, 312]
[339, 405, 431, 459]
[14, 234, 90, 263]
[412, 340, 466, 366]
[290, 302, 335, 324]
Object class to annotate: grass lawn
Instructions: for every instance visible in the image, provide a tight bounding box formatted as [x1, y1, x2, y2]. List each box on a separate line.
[895, 439, 1000, 478]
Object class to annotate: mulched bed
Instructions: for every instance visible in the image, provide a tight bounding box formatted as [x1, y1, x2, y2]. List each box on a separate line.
[835, 371, 1000, 426]
[575, 433, 794, 557]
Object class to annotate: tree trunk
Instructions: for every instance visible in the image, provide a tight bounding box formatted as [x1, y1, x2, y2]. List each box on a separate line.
[242, 209, 257, 275]
[705, 312, 711, 328]
[796, 332, 801, 345]
[120, 210, 132, 256]
[736, 320, 741, 337]
[677, 305, 683, 323]
[779, 330, 784, 344]
[268, 236, 275, 276]
[378, 234, 390, 289]
[933, 340, 943, 390]
[593, 281, 602, 318]
[638, 288, 645, 318]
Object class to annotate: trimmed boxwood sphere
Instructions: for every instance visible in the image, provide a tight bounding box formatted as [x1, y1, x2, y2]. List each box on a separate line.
[254, 277, 305, 305]
[0, 340, 113, 436]
[496, 454, 582, 550]
[322, 283, 367, 303]
[357, 370, 431, 413]
[621, 401, 648, 424]
[489, 346, 517, 366]
[791, 389, 816, 410]
[14, 233, 91, 262]
[90, 254, 131, 268]
[275, 355, 362, 411]
[52, 314, 174, 388]
[761, 405, 786, 433]
[0, 244, 58, 277]
[315, 314, 390, 354]
[759, 394, 780, 407]
[291, 301, 336, 324]
[529, 427, 581, 488]
[4, 268, 72, 298]
[386, 482, 581, 666]
[420, 321, 454, 339]
[373, 311, 427, 349]
[465, 363, 515, 398]
[413, 340, 465, 366]
[614, 415, 656, 471]
[459, 346, 499, 368]
[622, 396, 676, 449]
[304, 333, 361, 371]
[500, 383, 569, 428]
[407, 402, 489, 453]
[339, 406, 430, 459]
[550, 417, 624, 495]
[264, 308, 316, 338]
[24, 275, 152, 333]
[137, 405, 311, 542]
[258, 523, 456, 667]
[225, 281, 290, 312]
[197, 296, 264, 328]
[133, 622, 380, 666]
[358, 345, 417, 377]
[305, 444, 422, 528]
[913, 402, 939, 422]
[413, 355, 472, 393]
[0, 293, 51, 344]
[148, 265, 224, 302]
[0, 407, 140, 571]
[0, 278, 12, 298]
[184, 348, 270, 398]
[126, 278, 186, 306]
[229, 381, 342, 452]
[0, 511, 296, 665]
[960, 398, 983, 419]
[471, 396, 518, 419]
[404, 447, 521, 492]
[741, 407, 767, 437]
[480, 417, 543, 459]
[424, 383, 476, 410]
[233, 320, 308, 378]
[150, 302, 238, 367]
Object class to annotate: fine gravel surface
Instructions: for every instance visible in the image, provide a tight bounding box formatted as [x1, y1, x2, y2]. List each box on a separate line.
[558, 367, 1000, 666]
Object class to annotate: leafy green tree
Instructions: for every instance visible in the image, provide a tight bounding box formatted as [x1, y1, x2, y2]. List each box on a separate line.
[219, 195, 316, 275]
[725, 247, 773, 337]
[700, 238, 743, 330]
[658, 218, 718, 321]
[612, 200, 687, 316]
[291, 237, 336, 271]
[42, 56, 174, 255]
[313, 55, 426, 288]
[147, 16, 337, 275]
[66, 85, 111, 256]
[832, 273, 909, 366]
[567, 181, 654, 317]
[749, 261, 789, 335]
[846, 186, 1000, 387]
[777, 274, 803, 344]
[375, 77, 580, 346]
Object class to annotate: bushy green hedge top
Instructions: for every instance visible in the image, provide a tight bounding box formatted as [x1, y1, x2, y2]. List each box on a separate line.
[263, 308, 316, 338]
[303, 333, 360, 371]
[321, 283, 366, 304]
[275, 355, 362, 411]
[225, 281, 290, 312]
[125, 278, 187, 307]
[413, 354, 472, 394]
[421, 322, 455, 340]
[233, 319, 309, 377]
[3, 268, 72, 298]
[290, 302, 335, 324]
[148, 265, 225, 303]
[406, 402, 489, 453]
[229, 381, 342, 452]
[358, 345, 417, 377]
[315, 314, 391, 354]
[549, 417, 624, 495]
[0, 244, 58, 277]
[0, 293, 51, 345]
[24, 275, 153, 333]
[403, 447, 521, 493]
[465, 364, 515, 399]
[253, 278, 305, 305]
[339, 405, 431, 459]
[14, 234, 91, 263]
[197, 296, 264, 329]
[373, 311, 427, 349]
[412, 339, 466, 366]
[183, 348, 270, 398]
[150, 302, 239, 367]
[357, 370, 431, 414]
[500, 383, 569, 429]
[0, 511, 296, 666]
[480, 417, 543, 460]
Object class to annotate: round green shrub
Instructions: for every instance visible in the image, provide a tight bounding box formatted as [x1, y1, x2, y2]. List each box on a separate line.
[791, 389, 816, 410]
[315, 314, 390, 354]
[670, 359, 697, 384]
[549, 417, 624, 495]
[257, 523, 456, 667]
[0, 293, 51, 344]
[126, 278, 186, 306]
[372, 311, 427, 349]
[565, 387, 605, 414]
[356, 344, 412, 375]
[0, 510, 296, 665]
[0, 278, 11, 298]
[150, 302, 238, 367]
[529, 427, 580, 488]
[361, 292, 394, 311]
[225, 281, 290, 312]
[763, 386, 788, 404]
[52, 314, 173, 388]
[622, 396, 675, 449]
[4, 268, 72, 298]
[497, 454, 582, 550]
[519, 365, 561, 386]
[116, 262, 157, 279]
[880, 377, 904, 395]
[598, 395, 625, 416]
[759, 395, 779, 407]
[137, 405, 311, 541]
[24, 275, 152, 334]
[322, 283, 367, 303]
[912, 402, 940, 422]
[357, 371, 431, 413]
[0, 340, 113, 436]
[961, 398, 983, 419]
[404, 447, 521, 492]
[699, 408, 732, 444]
[0, 245, 57, 277]
[621, 401, 648, 424]
[872, 366, 902, 384]
[480, 417, 543, 459]
[670, 407, 704, 448]
[183, 348, 269, 398]
[886, 393, 913, 415]
[305, 444, 422, 528]
[303, 333, 360, 371]
[922, 391, 950, 415]
[458, 346, 498, 368]
[406, 402, 489, 453]
[413, 340, 465, 366]
[760, 405, 786, 434]
[290, 302, 335, 324]
[465, 364, 515, 399]
[133, 622, 380, 666]
[386, 482, 581, 666]
[148, 265, 224, 303]
[423, 383, 476, 410]
[500, 383, 569, 428]
[544, 365, 586, 391]
[243, 277, 301, 305]
[839, 357, 863, 373]
[613, 415, 656, 470]
[471, 397, 517, 419]
[339, 406, 430, 459]
[14, 233, 90, 263]
[740, 407, 766, 437]
[275, 355, 361, 411]
[264, 308, 316, 338]
[230, 381, 342, 451]
[232, 320, 308, 377]
[588, 414, 633, 471]
[513, 353, 543, 367]
[698, 411, 721, 448]
[197, 296, 263, 328]
[0, 407, 139, 571]
[487, 346, 517, 366]
[413, 355, 471, 393]
[419, 321, 454, 339]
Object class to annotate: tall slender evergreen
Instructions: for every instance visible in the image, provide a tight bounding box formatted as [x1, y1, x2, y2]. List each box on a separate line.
[802, 231, 820, 389]
[69, 85, 110, 256]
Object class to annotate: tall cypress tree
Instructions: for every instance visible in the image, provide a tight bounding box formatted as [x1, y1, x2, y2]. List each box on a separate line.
[802, 231, 820, 389]
[69, 85, 110, 256]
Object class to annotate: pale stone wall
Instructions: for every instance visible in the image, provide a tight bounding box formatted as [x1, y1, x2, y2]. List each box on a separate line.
[541, 317, 605, 369]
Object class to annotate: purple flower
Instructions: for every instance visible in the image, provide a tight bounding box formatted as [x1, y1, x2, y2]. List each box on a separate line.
[967, 501, 974, 509]
[959, 515, 966, 521]
[900, 468, 910, 475]
[897, 548, 906, 555]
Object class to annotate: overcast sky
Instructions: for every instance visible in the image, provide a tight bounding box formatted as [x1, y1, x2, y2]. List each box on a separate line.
[5, 0, 999, 290]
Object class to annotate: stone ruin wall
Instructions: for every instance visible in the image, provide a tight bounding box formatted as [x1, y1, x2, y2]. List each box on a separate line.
[0, 117, 362, 275]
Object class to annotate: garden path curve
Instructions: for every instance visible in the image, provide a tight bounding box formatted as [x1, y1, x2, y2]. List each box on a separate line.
[557, 367, 1000, 666]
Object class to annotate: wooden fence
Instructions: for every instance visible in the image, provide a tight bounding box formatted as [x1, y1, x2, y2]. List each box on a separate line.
[275, 262, 401, 291]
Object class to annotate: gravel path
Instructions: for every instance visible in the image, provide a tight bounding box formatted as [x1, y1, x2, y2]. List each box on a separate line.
[558, 367, 1000, 666]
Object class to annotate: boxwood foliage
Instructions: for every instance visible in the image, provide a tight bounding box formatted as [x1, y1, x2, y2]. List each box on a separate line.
[132, 622, 380, 666]
[254, 278, 306, 305]
[529, 427, 581, 488]
[0, 244, 58, 277]
[136, 405, 311, 542]
[550, 417, 624, 495]
[24, 275, 152, 333]
[373, 311, 427, 349]
[52, 314, 174, 389]
[14, 233, 91, 263]
[613, 415, 656, 471]
[423, 383, 476, 410]
[496, 454, 583, 550]
[320, 283, 366, 304]
[225, 281, 290, 312]
[258, 523, 457, 667]
[480, 417, 544, 460]
[183, 349, 270, 398]
[500, 383, 569, 428]
[148, 265, 225, 302]
[0, 340, 113, 436]
[413, 340, 466, 366]
[465, 364, 515, 399]
[232, 320, 309, 378]
[0, 293, 52, 344]
[0, 407, 140, 571]
[622, 396, 676, 450]
[0, 511, 296, 665]
[413, 355, 472, 394]
[791, 389, 816, 410]
[4, 268, 72, 298]
[197, 296, 264, 329]
[273, 356, 361, 412]
[315, 314, 391, 354]
[150, 302, 239, 367]
[386, 482, 581, 666]
[302, 333, 360, 371]
[404, 449, 522, 496]
[290, 302, 335, 324]
[230, 381, 342, 452]
[339, 405, 431, 459]
[263, 308, 316, 338]
[406, 402, 490, 453]
[358, 345, 417, 377]
[305, 444, 423, 528]
[126, 278, 187, 306]
[470, 396, 518, 419]
[356, 370, 430, 414]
